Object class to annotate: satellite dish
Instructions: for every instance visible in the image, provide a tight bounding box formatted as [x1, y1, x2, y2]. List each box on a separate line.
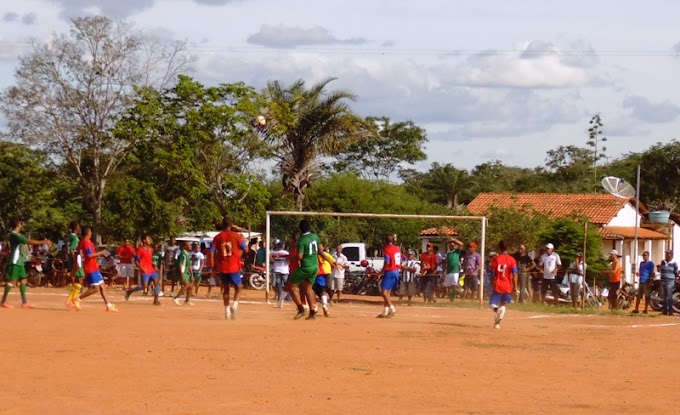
[601, 176, 636, 198]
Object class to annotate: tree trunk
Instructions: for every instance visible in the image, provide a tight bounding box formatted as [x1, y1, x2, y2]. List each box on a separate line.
[295, 191, 304, 212]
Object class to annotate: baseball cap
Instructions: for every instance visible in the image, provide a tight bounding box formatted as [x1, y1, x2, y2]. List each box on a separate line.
[576, 252, 583, 257]
[489, 251, 498, 257]
[610, 249, 620, 256]
[470, 242, 478, 249]
[427, 242, 433, 248]
[408, 250, 415, 256]
[546, 243, 554, 249]
[666, 249, 673, 254]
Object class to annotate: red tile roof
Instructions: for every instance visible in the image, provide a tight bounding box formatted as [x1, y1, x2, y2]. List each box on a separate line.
[420, 226, 458, 236]
[467, 193, 633, 225]
[599, 226, 668, 240]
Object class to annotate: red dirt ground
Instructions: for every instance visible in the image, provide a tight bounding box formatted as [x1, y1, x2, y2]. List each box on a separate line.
[1, 287, 678, 415]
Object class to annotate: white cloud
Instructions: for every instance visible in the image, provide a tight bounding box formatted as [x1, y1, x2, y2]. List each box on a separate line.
[3, 12, 20, 22]
[246, 25, 367, 48]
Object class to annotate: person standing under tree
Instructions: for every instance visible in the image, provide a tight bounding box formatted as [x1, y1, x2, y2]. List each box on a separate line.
[512, 244, 534, 303]
[607, 249, 622, 310]
[633, 251, 655, 314]
[190, 242, 204, 296]
[270, 239, 290, 309]
[462, 242, 482, 301]
[211, 216, 247, 320]
[163, 237, 179, 296]
[539, 243, 562, 306]
[1, 219, 52, 309]
[71, 226, 117, 312]
[489, 241, 517, 329]
[65, 221, 84, 309]
[172, 240, 194, 306]
[567, 253, 586, 309]
[330, 244, 348, 304]
[377, 235, 401, 318]
[658, 250, 677, 316]
[285, 220, 321, 320]
[419, 243, 438, 303]
[116, 238, 136, 290]
[443, 238, 464, 301]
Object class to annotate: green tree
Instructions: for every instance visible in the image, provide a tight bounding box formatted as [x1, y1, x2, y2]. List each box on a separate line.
[333, 116, 427, 180]
[0, 16, 190, 243]
[402, 162, 477, 208]
[262, 78, 366, 211]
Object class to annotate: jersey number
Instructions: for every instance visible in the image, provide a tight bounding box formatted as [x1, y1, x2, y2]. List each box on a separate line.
[308, 241, 318, 256]
[221, 242, 233, 257]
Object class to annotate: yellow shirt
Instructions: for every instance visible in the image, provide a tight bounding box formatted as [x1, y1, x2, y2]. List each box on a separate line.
[317, 251, 335, 275]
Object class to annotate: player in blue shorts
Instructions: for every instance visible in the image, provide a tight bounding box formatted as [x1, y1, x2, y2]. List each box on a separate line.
[72, 226, 117, 312]
[125, 235, 161, 305]
[377, 235, 401, 318]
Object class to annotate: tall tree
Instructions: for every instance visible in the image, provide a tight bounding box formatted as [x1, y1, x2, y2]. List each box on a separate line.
[0, 16, 190, 243]
[402, 162, 477, 208]
[263, 78, 365, 211]
[332, 116, 427, 180]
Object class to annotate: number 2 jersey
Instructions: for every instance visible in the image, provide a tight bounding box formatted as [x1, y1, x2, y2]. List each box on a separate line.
[213, 230, 246, 274]
[490, 253, 517, 294]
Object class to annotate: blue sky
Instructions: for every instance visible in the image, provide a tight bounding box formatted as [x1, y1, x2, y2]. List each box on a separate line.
[1, 0, 679, 171]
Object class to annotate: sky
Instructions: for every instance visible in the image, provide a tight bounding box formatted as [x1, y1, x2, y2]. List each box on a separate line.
[1, 0, 679, 171]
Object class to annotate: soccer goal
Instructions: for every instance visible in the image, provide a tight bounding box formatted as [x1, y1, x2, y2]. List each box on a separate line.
[264, 211, 489, 309]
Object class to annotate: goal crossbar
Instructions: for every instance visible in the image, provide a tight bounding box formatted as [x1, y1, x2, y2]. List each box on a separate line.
[264, 211, 488, 309]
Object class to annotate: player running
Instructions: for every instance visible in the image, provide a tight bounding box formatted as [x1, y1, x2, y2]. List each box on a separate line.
[489, 241, 517, 329]
[211, 216, 246, 320]
[71, 226, 117, 312]
[65, 221, 85, 308]
[377, 235, 401, 318]
[1, 218, 51, 309]
[125, 234, 161, 305]
[285, 220, 320, 320]
[172, 240, 194, 306]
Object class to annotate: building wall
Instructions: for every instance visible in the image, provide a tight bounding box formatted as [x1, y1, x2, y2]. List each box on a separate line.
[606, 204, 638, 227]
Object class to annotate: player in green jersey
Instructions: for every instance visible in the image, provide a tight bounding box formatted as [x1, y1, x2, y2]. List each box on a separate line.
[285, 219, 320, 320]
[1, 218, 51, 309]
[65, 221, 85, 308]
[172, 240, 194, 306]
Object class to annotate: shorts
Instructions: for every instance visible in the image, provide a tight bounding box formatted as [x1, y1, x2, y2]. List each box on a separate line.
[399, 281, 417, 297]
[192, 270, 202, 283]
[381, 270, 399, 291]
[637, 281, 651, 300]
[142, 272, 159, 284]
[165, 270, 177, 281]
[208, 277, 217, 286]
[316, 274, 328, 287]
[219, 272, 242, 286]
[313, 282, 329, 298]
[288, 266, 317, 285]
[464, 274, 480, 291]
[86, 271, 105, 286]
[489, 292, 512, 308]
[568, 273, 583, 285]
[180, 273, 191, 283]
[329, 276, 344, 292]
[5, 264, 27, 281]
[117, 263, 135, 278]
[531, 277, 541, 291]
[72, 268, 85, 278]
[444, 273, 459, 287]
[541, 278, 558, 296]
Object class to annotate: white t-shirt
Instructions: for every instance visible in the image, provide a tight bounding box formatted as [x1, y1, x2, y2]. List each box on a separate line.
[539, 252, 562, 280]
[191, 251, 205, 272]
[567, 260, 586, 284]
[333, 253, 348, 279]
[270, 249, 290, 274]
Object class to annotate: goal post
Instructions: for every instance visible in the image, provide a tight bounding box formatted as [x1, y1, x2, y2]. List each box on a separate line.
[264, 211, 488, 309]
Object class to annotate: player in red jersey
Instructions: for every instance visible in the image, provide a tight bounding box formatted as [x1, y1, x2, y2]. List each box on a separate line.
[489, 241, 517, 329]
[211, 216, 247, 320]
[71, 226, 118, 312]
[125, 234, 161, 305]
[377, 234, 401, 318]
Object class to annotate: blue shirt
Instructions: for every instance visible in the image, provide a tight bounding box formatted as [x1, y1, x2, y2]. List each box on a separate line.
[639, 260, 655, 283]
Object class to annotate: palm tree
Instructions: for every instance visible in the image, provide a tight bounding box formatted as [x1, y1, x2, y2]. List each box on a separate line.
[426, 163, 478, 208]
[263, 78, 363, 211]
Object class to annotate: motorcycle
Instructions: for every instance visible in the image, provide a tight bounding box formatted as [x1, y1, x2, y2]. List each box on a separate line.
[647, 279, 680, 313]
[244, 265, 269, 290]
[615, 282, 638, 310]
[25, 256, 46, 287]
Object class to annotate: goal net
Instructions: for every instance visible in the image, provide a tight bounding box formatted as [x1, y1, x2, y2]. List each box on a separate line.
[264, 211, 488, 308]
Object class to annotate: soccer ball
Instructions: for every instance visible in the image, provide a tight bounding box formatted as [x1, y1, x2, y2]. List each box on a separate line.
[256, 115, 266, 127]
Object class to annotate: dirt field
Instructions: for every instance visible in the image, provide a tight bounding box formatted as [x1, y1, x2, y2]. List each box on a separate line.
[1, 287, 678, 415]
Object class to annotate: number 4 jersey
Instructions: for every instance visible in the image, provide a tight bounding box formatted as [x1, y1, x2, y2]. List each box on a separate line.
[490, 253, 517, 294]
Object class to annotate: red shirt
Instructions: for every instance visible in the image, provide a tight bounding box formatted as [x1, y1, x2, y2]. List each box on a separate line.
[289, 247, 299, 273]
[136, 246, 155, 274]
[117, 245, 135, 264]
[203, 247, 213, 268]
[77, 238, 99, 275]
[491, 253, 517, 294]
[383, 244, 402, 272]
[420, 252, 438, 274]
[213, 230, 245, 273]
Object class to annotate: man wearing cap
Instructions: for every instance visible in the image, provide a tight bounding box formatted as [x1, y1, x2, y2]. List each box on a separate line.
[270, 239, 290, 309]
[567, 253, 586, 308]
[444, 238, 464, 301]
[658, 249, 678, 315]
[462, 242, 482, 301]
[608, 249, 622, 310]
[633, 251, 655, 314]
[539, 243, 562, 305]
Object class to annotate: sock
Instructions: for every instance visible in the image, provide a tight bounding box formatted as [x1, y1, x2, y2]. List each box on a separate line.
[321, 295, 328, 305]
[383, 306, 389, 315]
[225, 305, 230, 315]
[232, 301, 239, 310]
[106, 303, 113, 309]
[129, 285, 143, 295]
[19, 284, 27, 304]
[2, 284, 11, 303]
[297, 304, 305, 313]
[389, 305, 396, 313]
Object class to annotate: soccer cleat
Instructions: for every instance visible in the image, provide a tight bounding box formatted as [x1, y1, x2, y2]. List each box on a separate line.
[322, 305, 330, 317]
[294, 310, 306, 320]
[225, 307, 232, 320]
[22, 303, 35, 309]
[65, 300, 74, 308]
[1, 302, 14, 309]
[124, 290, 131, 301]
[229, 306, 236, 320]
[494, 323, 500, 329]
[106, 304, 119, 312]
[71, 298, 81, 311]
[305, 311, 316, 320]
[385, 311, 396, 319]
[185, 302, 195, 306]
[173, 298, 181, 306]
[152, 301, 161, 306]
[376, 313, 387, 318]
[494, 306, 506, 325]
